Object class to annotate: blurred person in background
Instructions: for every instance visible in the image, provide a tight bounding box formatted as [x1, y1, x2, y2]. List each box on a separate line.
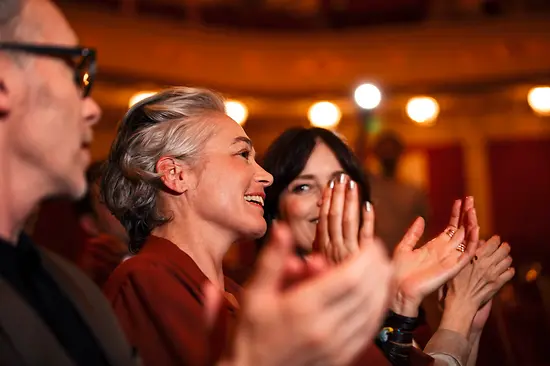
[369, 131, 431, 253]
[75, 161, 130, 287]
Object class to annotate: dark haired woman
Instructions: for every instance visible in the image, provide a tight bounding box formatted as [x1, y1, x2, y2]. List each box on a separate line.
[261, 127, 515, 366]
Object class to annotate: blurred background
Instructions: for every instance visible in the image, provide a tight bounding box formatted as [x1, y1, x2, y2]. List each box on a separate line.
[31, 0, 550, 364]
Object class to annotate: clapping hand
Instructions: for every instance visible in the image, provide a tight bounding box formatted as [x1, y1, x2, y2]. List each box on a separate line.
[391, 197, 479, 316]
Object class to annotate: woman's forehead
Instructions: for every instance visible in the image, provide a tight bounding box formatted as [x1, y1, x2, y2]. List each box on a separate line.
[301, 142, 342, 175]
[205, 112, 251, 145]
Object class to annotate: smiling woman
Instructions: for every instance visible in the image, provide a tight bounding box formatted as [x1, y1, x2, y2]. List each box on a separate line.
[261, 127, 370, 252]
[100, 86, 274, 366]
[260, 127, 515, 366]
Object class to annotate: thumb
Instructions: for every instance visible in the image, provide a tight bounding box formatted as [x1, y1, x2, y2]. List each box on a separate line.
[395, 217, 425, 253]
[247, 221, 294, 292]
[203, 281, 223, 331]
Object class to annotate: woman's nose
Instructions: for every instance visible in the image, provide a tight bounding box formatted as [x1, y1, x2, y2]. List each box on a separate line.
[316, 184, 326, 207]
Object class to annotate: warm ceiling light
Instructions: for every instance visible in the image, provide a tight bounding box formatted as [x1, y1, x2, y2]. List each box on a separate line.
[225, 100, 248, 125]
[406, 96, 440, 125]
[527, 86, 550, 116]
[308, 101, 342, 129]
[354, 83, 382, 110]
[129, 91, 157, 108]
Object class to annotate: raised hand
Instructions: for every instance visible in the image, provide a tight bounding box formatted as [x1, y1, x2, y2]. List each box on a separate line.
[315, 173, 374, 264]
[440, 235, 515, 338]
[391, 198, 478, 317]
[207, 221, 393, 366]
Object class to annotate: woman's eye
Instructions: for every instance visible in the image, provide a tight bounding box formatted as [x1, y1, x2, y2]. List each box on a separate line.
[238, 150, 250, 160]
[291, 184, 310, 193]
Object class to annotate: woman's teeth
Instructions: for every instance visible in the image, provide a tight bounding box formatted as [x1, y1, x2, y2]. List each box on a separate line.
[244, 195, 264, 207]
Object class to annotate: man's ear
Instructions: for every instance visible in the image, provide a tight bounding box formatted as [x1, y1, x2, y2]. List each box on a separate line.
[156, 157, 189, 194]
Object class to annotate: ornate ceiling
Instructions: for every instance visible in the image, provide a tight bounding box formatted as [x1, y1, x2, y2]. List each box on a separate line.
[55, 0, 550, 30]
[54, 0, 550, 149]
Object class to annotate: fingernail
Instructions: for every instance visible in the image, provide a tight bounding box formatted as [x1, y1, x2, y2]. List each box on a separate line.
[365, 201, 372, 212]
[339, 173, 346, 184]
[349, 180, 356, 190]
[329, 179, 335, 189]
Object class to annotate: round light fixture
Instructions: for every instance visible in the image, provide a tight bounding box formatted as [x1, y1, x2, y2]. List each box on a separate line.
[527, 86, 550, 116]
[354, 83, 382, 110]
[128, 91, 157, 108]
[406, 96, 440, 125]
[225, 100, 249, 125]
[307, 101, 342, 129]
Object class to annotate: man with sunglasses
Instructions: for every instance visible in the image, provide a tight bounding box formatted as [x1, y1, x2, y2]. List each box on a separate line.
[0, 1, 394, 366]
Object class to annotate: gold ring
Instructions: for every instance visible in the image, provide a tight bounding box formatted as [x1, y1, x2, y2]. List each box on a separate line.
[456, 242, 466, 252]
[445, 227, 456, 239]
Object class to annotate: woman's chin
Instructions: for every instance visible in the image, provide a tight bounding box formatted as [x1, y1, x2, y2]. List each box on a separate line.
[237, 219, 267, 241]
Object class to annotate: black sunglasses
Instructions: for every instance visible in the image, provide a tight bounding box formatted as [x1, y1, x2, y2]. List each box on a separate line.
[0, 42, 96, 98]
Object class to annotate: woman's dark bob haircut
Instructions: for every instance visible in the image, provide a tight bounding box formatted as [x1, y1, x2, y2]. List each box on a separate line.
[260, 127, 370, 247]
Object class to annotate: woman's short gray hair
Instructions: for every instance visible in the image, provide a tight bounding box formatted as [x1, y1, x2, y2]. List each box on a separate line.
[100, 86, 226, 252]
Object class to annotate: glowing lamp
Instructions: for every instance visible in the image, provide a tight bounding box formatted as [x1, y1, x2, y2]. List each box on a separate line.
[225, 100, 248, 125]
[354, 83, 382, 110]
[307, 101, 342, 129]
[129, 91, 157, 108]
[527, 86, 550, 116]
[406, 96, 440, 125]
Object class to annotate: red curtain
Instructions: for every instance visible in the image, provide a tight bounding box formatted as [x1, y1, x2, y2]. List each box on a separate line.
[420, 144, 466, 237]
[488, 138, 550, 262]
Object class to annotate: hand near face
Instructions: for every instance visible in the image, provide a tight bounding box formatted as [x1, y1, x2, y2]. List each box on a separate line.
[315, 174, 375, 264]
[206, 221, 393, 366]
[391, 198, 479, 317]
[439, 236, 514, 337]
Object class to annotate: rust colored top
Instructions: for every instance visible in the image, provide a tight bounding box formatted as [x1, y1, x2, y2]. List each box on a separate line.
[104, 235, 239, 366]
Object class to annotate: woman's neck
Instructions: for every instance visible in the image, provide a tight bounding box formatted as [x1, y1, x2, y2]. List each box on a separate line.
[151, 214, 234, 289]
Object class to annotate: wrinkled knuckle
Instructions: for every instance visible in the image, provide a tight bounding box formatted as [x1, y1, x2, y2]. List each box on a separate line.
[485, 270, 497, 283]
[504, 256, 513, 267]
[498, 242, 510, 253]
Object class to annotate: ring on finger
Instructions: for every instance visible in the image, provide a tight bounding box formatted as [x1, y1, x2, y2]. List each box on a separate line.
[455, 242, 466, 253]
[445, 227, 457, 239]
